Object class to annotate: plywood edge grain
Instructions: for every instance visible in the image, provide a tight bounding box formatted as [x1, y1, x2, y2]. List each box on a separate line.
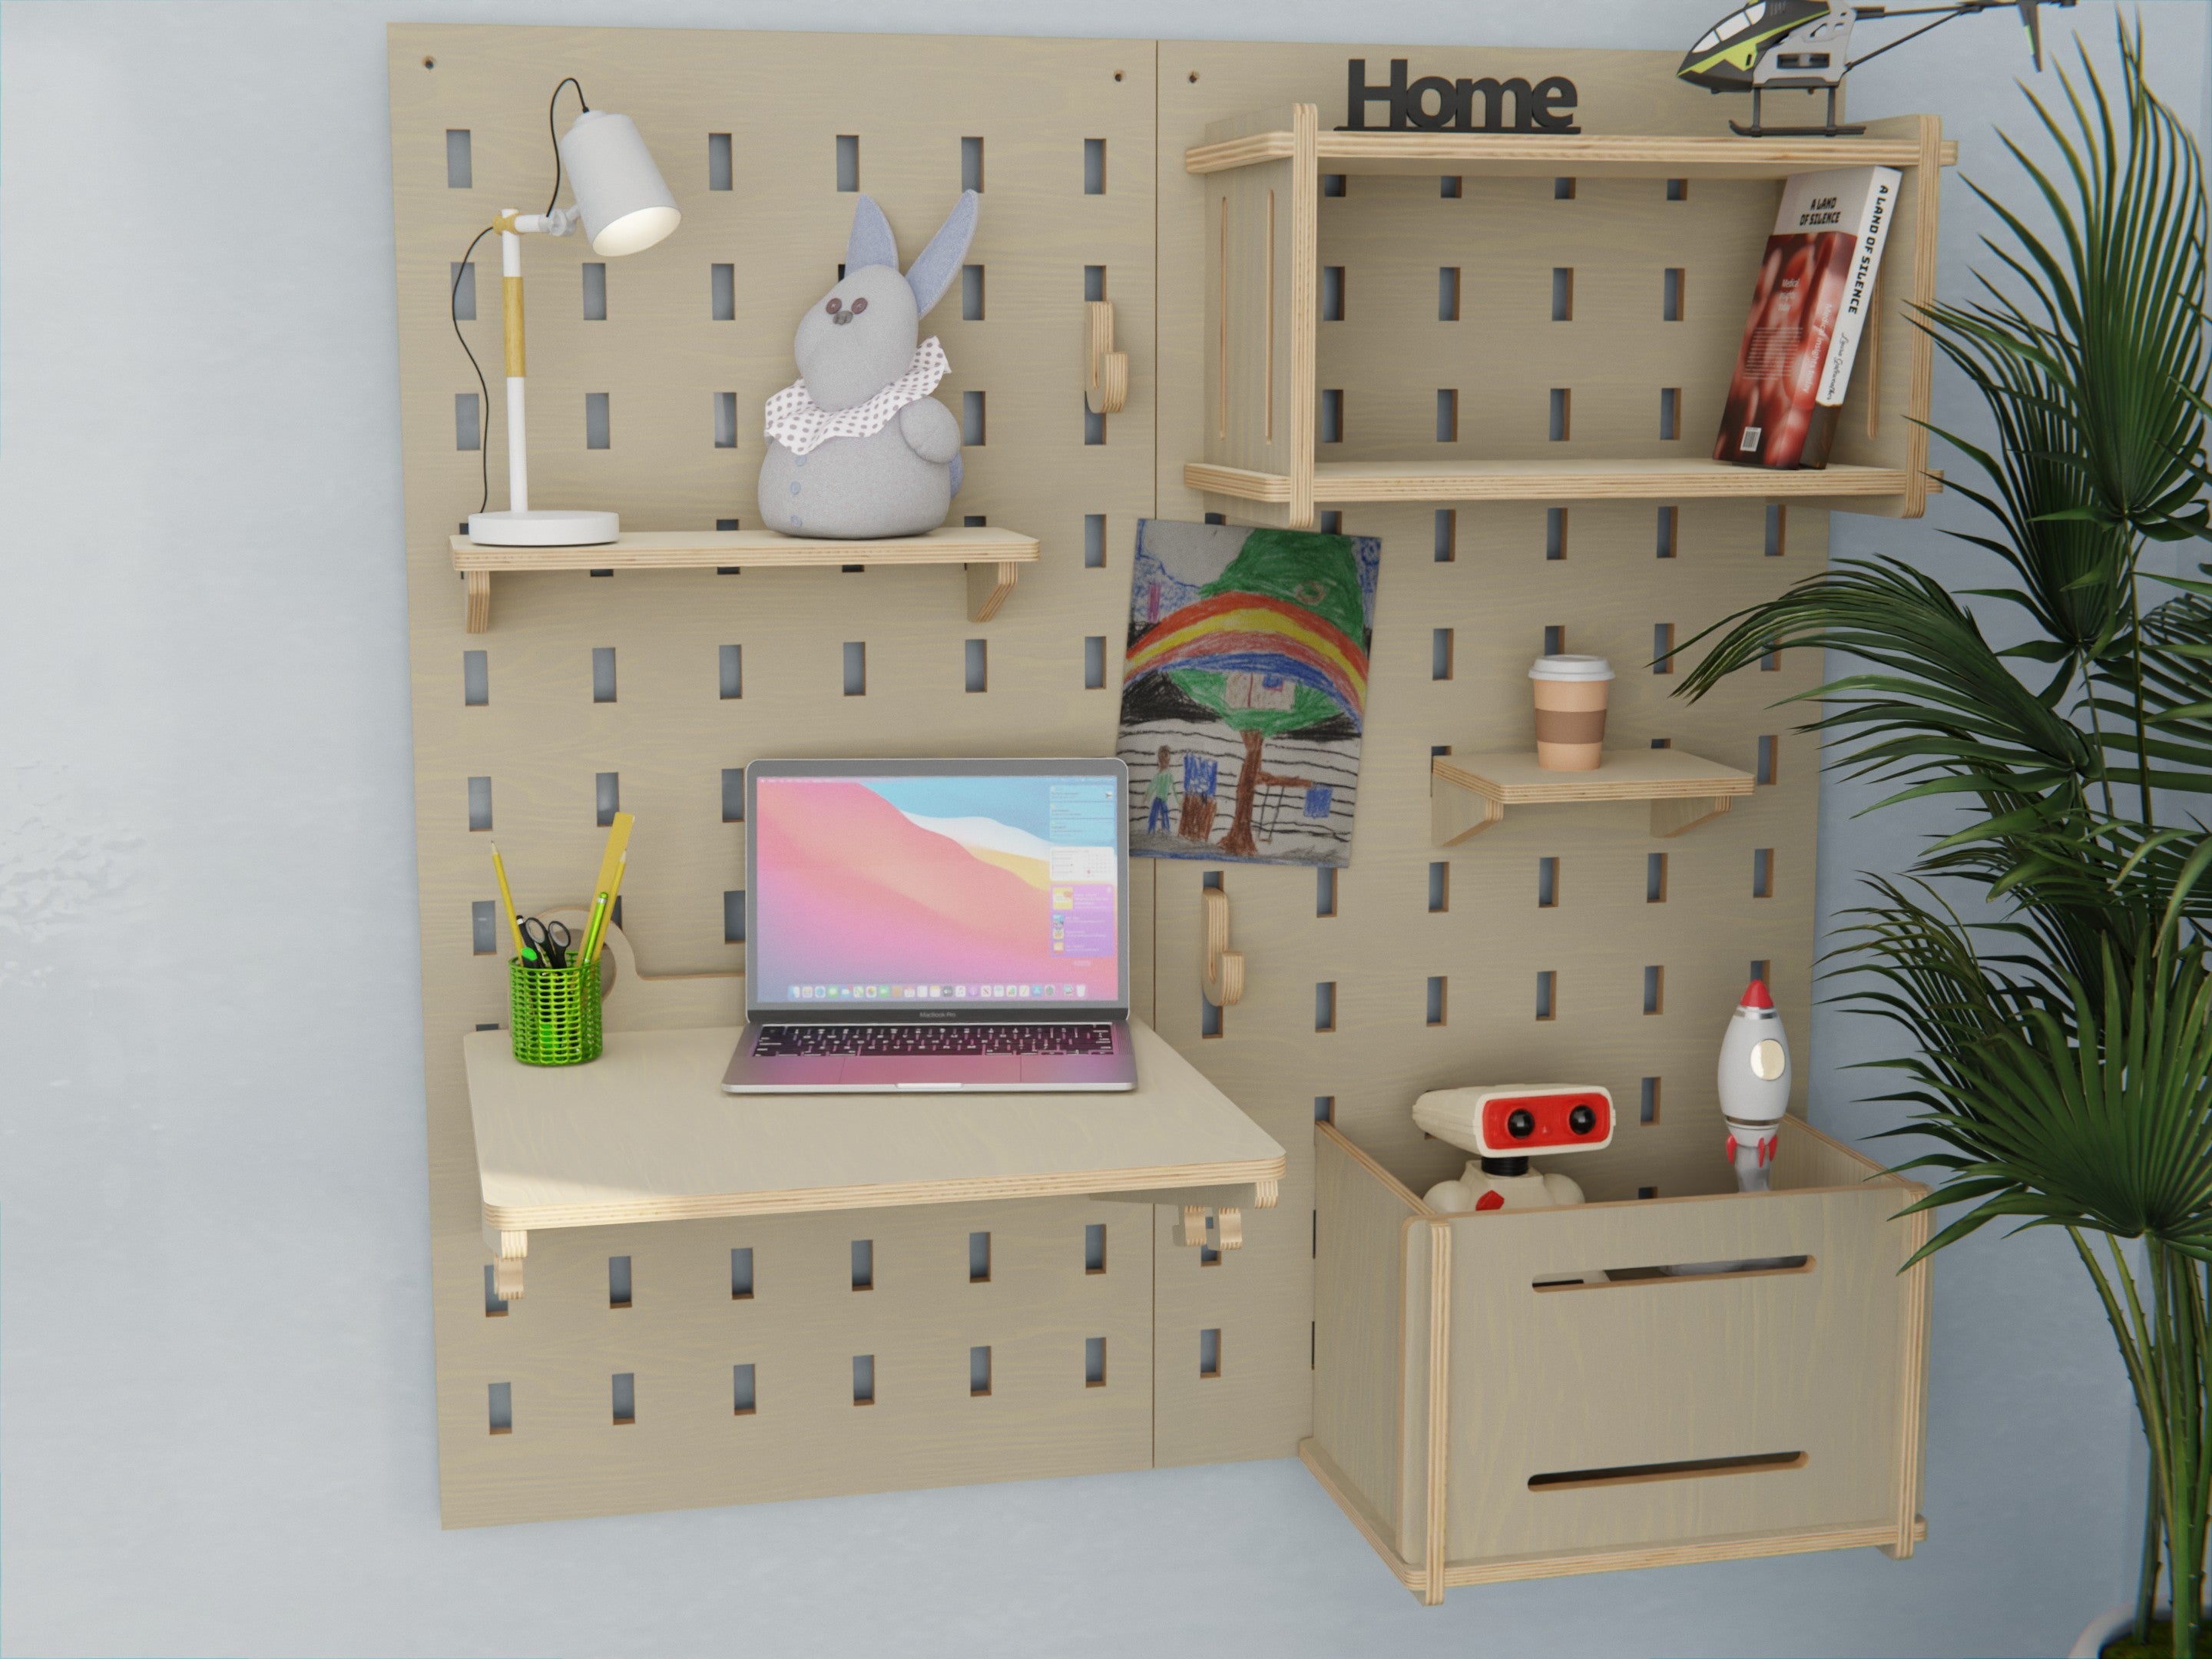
[1184, 461, 1296, 502]
[1299, 1439, 1426, 1591]
[1439, 1515, 1928, 1587]
[1190, 129, 1953, 178]
[451, 527, 1041, 571]
[1312, 459, 1909, 503]
[1317, 1119, 1436, 1216]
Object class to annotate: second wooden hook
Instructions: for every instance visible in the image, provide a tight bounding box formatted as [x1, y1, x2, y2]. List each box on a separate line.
[1085, 300, 1128, 415]
[1203, 886, 1244, 1008]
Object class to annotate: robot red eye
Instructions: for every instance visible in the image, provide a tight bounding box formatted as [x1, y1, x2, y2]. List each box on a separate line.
[1480, 1091, 1611, 1151]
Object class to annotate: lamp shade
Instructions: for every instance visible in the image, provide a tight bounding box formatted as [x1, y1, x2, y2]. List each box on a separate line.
[558, 108, 680, 256]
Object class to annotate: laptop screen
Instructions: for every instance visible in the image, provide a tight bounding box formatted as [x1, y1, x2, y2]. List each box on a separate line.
[747, 762, 1128, 1015]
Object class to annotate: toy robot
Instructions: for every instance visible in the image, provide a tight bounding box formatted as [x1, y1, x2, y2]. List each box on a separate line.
[1718, 979, 1793, 1192]
[1413, 1084, 1614, 1212]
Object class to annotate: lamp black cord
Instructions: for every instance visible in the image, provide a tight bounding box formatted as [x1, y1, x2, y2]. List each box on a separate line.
[450, 78, 588, 520]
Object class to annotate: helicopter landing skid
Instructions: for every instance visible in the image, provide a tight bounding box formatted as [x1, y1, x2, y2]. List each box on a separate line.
[1730, 83, 1863, 140]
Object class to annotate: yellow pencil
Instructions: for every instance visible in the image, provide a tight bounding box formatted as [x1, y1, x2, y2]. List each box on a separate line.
[589, 813, 634, 918]
[589, 851, 629, 961]
[489, 844, 526, 959]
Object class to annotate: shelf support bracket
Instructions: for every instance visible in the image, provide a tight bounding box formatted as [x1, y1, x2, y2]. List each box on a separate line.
[483, 1222, 527, 1300]
[1651, 795, 1734, 839]
[1084, 300, 1128, 416]
[965, 561, 1018, 623]
[1177, 1205, 1245, 1251]
[464, 569, 492, 634]
[1431, 782, 1505, 846]
[1203, 887, 1244, 1007]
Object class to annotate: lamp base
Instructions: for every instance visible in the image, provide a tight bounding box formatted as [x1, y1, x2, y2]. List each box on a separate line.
[465, 508, 621, 547]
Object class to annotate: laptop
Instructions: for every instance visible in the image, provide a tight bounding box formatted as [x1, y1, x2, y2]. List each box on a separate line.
[723, 758, 1139, 1092]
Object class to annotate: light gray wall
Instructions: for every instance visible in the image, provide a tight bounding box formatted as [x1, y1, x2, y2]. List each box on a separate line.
[3, 2, 2206, 1654]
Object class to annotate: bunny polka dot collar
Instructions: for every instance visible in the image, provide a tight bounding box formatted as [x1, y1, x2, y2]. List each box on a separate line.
[763, 337, 951, 457]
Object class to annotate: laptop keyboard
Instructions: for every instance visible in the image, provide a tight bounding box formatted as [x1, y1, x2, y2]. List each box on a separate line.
[753, 1024, 1118, 1058]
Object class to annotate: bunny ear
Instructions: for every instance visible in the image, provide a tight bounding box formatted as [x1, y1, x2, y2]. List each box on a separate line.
[903, 190, 979, 317]
[845, 195, 899, 273]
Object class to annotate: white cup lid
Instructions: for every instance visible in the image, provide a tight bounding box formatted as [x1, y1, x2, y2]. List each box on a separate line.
[1529, 654, 1615, 681]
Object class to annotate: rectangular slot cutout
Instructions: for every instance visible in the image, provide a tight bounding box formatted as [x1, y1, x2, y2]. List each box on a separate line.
[1439, 174, 1462, 198]
[961, 263, 985, 321]
[708, 132, 732, 190]
[1553, 176, 1576, 200]
[835, 134, 859, 192]
[471, 900, 496, 956]
[1639, 1076, 1661, 1124]
[710, 262, 734, 321]
[1657, 505, 1678, 558]
[608, 1255, 632, 1310]
[1322, 173, 1346, 197]
[1752, 959, 1771, 985]
[591, 646, 616, 704]
[1435, 389, 1458, 443]
[1315, 1095, 1335, 1123]
[1753, 847, 1775, 898]
[1318, 512, 1340, 535]
[595, 773, 619, 828]
[733, 1363, 756, 1416]
[1200, 992, 1223, 1038]
[1647, 852, 1668, 903]
[720, 643, 743, 700]
[1438, 267, 1461, 322]
[843, 642, 866, 697]
[1548, 388, 1570, 442]
[1644, 965, 1665, 1015]
[482, 1263, 508, 1316]
[1543, 624, 1565, 657]
[1761, 637, 1782, 672]
[1426, 976, 1447, 1027]
[1084, 636, 1107, 690]
[582, 262, 608, 321]
[1535, 969, 1557, 1021]
[462, 649, 488, 706]
[1084, 514, 1106, 568]
[1321, 265, 1345, 322]
[1199, 1329, 1221, 1379]
[715, 391, 738, 449]
[1314, 981, 1336, 1034]
[1428, 861, 1449, 913]
[467, 776, 492, 833]
[1431, 628, 1453, 680]
[852, 1354, 874, 1406]
[450, 260, 476, 320]
[962, 390, 985, 445]
[454, 392, 481, 452]
[1545, 507, 1568, 561]
[1667, 177, 1689, 201]
[1084, 1223, 1107, 1274]
[445, 128, 472, 189]
[1551, 267, 1574, 322]
[487, 1381, 511, 1434]
[1536, 856, 1558, 909]
[1200, 1243, 1221, 1267]
[1659, 387, 1681, 441]
[1084, 264, 1105, 303]
[730, 1247, 754, 1300]
[969, 1230, 991, 1283]
[1082, 137, 1106, 194]
[584, 392, 610, 450]
[1757, 734, 1779, 785]
[611, 1373, 635, 1425]
[1084, 1336, 1107, 1387]
[961, 135, 984, 193]
[1654, 623, 1676, 674]
[1316, 866, 1338, 917]
[1529, 1451, 1806, 1492]
[964, 639, 988, 694]
[1765, 503, 1787, 557]
[1084, 395, 1106, 446]
[970, 1346, 992, 1397]
[1320, 389, 1343, 445]
[724, 889, 745, 945]
[850, 1239, 873, 1291]
[1434, 509, 1456, 562]
[1663, 267, 1685, 321]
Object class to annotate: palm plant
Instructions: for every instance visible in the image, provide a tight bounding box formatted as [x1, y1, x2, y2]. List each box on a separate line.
[1675, 22, 2212, 1654]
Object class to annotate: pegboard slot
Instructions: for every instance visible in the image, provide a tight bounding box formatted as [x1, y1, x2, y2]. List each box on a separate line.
[1084, 1224, 1108, 1274]
[970, 1346, 992, 1396]
[487, 1381, 510, 1434]
[1085, 1337, 1108, 1387]
[708, 133, 732, 190]
[583, 263, 607, 321]
[733, 1363, 756, 1415]
[730, 1247, 753, 1300]
[853, 1354, 875, 1405]
[836, 134, 859, 192]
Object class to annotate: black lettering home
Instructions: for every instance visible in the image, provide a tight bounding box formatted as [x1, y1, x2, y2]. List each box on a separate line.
[1342, 58, 1581, 134]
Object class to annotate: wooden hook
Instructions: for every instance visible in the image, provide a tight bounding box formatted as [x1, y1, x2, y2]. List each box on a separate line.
[1085, 300, 1128, 416]
[1203, 886, 1243, 1007]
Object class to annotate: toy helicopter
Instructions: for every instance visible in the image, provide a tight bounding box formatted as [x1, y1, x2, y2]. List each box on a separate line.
[1679, 0, 2075, 137]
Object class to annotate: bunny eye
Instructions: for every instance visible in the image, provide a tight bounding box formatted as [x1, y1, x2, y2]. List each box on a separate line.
[850, 297, 868, 314]
[825, 297, 842, 315]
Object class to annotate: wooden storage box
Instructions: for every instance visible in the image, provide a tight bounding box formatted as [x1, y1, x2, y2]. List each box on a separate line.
[1306, 1119, 1930, 1603]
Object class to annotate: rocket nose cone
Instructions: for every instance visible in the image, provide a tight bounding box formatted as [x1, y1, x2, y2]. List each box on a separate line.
[1739, 979, 1774, 1011]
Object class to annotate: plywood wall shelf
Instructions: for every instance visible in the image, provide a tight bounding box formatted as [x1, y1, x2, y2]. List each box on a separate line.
[1432, 750, 1754, 846]
[449, 526, 1040, 633]
[1310, 1121, 1930, 1601]
[465, 1022, 1285, 1298]
[1187, 104, 1949, 528]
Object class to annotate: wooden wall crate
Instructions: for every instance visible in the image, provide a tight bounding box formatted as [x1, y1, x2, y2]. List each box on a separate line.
[1307, 1121, 1932, 1602]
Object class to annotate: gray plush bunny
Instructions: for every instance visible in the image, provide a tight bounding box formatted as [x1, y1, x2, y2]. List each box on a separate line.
[758, 191, 979, 539]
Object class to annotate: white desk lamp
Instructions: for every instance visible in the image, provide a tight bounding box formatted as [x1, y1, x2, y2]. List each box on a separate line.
[467, 106, 680, 548]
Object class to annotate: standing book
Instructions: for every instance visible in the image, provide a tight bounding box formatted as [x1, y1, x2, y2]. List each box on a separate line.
[1714, 165, 1902, 470]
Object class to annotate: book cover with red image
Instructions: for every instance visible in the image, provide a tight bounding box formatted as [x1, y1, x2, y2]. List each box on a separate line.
[1714, 166, 1901, 470]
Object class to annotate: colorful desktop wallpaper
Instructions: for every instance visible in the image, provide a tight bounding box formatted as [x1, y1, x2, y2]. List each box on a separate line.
[751, 774, 1121, 1005]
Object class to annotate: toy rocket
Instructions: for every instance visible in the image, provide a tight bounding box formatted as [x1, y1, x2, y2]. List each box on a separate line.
[1717, 979, 1791, 1191]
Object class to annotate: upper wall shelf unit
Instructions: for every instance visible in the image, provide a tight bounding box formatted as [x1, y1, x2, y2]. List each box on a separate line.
[1184, 105, 1950, 528]
[449, 525, 1040, 634]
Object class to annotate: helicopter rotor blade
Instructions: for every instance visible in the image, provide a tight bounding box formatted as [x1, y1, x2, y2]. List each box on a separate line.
[2021, 0, 2043, 71]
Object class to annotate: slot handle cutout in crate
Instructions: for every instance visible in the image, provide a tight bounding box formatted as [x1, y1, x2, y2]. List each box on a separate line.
[1431, 750, 1753, 846]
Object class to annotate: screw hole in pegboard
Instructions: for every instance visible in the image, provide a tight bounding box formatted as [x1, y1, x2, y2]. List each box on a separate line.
[423, 55, 435, 68]
[1187, 71, 1199, 82]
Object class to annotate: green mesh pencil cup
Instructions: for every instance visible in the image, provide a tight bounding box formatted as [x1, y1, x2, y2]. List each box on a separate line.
[510, 955, 603, 1065]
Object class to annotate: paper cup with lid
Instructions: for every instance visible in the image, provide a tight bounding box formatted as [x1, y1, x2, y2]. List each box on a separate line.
[1530, 655, 1614, 770]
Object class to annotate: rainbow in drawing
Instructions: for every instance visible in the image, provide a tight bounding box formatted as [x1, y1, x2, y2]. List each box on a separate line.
[1124, 590, 1369, 720]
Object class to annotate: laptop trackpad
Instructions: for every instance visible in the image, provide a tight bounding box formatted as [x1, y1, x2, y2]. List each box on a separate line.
[839, 1057, 1022, 1088]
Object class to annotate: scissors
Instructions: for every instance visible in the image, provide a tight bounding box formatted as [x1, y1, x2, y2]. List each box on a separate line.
[518, 916, 572, 969]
